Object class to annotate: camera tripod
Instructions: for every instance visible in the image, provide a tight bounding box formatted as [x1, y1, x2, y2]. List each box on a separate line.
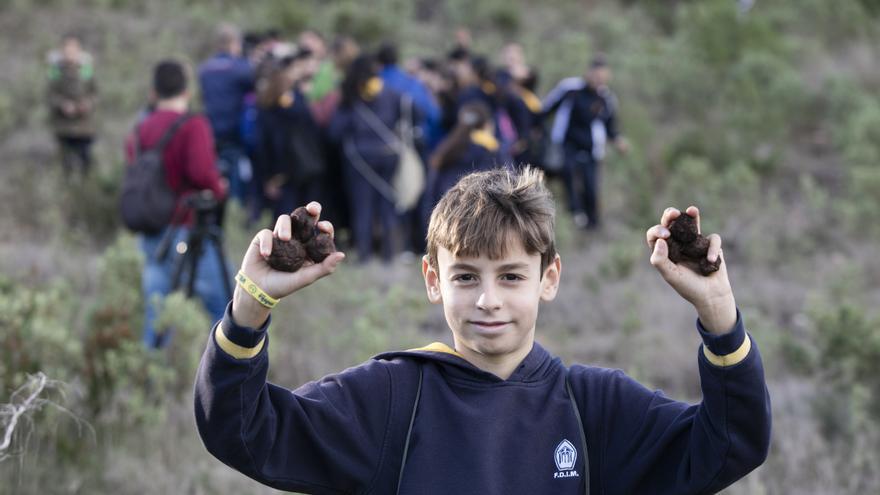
[157, 193, 233, 302]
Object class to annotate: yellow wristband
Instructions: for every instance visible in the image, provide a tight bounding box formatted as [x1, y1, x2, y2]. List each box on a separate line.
[235, 271, 278, 309]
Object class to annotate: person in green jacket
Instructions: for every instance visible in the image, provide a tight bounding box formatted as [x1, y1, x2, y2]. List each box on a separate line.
[47, 33, 97, 176]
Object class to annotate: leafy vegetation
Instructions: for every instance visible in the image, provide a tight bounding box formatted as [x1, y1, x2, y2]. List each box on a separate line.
[1, 0, 879, 493]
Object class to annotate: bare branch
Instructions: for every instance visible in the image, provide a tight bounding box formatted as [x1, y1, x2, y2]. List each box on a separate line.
[0, 373, 48, 454]
[0, 372, 92, 465]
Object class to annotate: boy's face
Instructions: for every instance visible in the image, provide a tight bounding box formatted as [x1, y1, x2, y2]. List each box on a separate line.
[422, 237, 561, 365]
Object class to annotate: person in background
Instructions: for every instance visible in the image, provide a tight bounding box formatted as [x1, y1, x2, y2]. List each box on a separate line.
[309, 35, 361, 241]
[300, 29, 336, 102]
[425, 101, 499, 212]
[452, 27, 472, 53]
[505, 65, 543, 167]
[500, 42, 527, 78]
[47, 32, 97, 176]
[238, 30, 283, 227]
[308, 34, 360, 128]
[415, 57, 457, 149]
[453, 55, 497, 117]
[495, 42, 541, 166]
[125, 59, 228, 349]
[328, 55, 403, 264]
[198, 23, 254, 203]
[376, 41, 438, 254]
[376, 41, 439, 148]
[255, 48, 325, 220]
[543, 54, 628, 230]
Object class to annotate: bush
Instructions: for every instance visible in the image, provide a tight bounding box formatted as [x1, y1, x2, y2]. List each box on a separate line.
[720, 52, 809, 169]
[0, 277, 81, 396]
[678, 0, 785, 69]
[264, 0, 311, 34]
[835, 98, 880, 236]
[663, 155, 761, 226]
[331, 2, 396, 44]
[82, 233, 212, 423]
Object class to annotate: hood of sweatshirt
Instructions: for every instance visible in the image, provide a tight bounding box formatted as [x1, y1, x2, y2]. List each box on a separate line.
[375, 340, 565, 385]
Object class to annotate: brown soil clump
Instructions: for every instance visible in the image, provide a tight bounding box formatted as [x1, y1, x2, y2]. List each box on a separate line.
[267, 238, 309, 272]
[266, 208, 337, 272]
[305, 232, 336, 263]
[290, 207, 316, 242]
[666, 213, 721, 276]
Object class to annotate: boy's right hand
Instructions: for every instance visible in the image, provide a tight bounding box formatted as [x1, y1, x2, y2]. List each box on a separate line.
[231, 202, 345, 328]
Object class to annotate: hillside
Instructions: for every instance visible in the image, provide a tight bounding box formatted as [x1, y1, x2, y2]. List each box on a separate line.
[1, 0, 880, 493]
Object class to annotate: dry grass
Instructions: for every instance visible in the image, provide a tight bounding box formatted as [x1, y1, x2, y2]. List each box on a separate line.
[2, 0, 880, 493]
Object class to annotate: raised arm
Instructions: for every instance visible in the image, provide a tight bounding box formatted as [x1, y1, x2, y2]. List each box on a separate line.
[195, 204, 395, 493]
[570, 206, 771, 494]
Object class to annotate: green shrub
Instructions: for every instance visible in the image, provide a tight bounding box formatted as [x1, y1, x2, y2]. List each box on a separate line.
[679, 0, 785, 68]
[840, 98, 880, 168]
[489, 6, 520, 34]
[720, 52, 808, 167]
[332, 2, 396, 44]
[816, 303, 880, 396]
[663, 155, 760, 226]
[0, 277, 81, 395]
[598, 238, 642, 280]
[81, 234, 212, 422]
[833, 98, 880, 236]
[264, 0, 311, 33]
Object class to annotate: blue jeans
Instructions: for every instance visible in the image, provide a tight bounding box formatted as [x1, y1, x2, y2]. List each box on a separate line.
[140, 226, 230, 348]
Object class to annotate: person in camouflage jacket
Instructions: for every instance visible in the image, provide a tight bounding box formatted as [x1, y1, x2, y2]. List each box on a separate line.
[47, 33, 97, 175]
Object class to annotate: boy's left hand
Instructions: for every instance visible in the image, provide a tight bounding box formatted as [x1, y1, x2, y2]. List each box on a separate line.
[646, 206, 737, 335]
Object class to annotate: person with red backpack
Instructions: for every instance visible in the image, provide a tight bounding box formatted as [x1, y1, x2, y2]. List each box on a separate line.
[123, 59, 227, 349]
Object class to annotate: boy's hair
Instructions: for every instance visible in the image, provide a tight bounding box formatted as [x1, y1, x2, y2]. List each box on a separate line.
[426, 166, 557, 276]
[153, 59, 187, 99]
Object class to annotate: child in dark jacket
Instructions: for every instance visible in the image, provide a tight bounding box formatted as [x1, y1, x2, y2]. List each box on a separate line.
[195, 167, 771, 494]
[327, 54, 404, 263]
[255, 51, 324, 219]
[426, 102, 499, 212]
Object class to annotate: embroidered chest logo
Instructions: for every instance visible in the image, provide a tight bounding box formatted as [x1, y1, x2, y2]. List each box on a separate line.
[553, 439, 580, 479]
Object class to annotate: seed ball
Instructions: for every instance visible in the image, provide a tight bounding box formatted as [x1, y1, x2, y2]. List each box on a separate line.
[267, 238, 308, 272]
[665, 212, 720, 276]
[290, 207, 316, 242]
[305, 232, 336, 263]
[667, 239, 683, 264]
[669, 213, 698, 244]
[680, 235, 709, 259]
[698, 256, 722, 275]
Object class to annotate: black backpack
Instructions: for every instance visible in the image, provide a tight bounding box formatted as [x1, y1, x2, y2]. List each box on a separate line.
[119, 114, 191, 234]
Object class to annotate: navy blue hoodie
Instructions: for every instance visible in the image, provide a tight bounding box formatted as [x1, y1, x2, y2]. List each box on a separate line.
[195, 304, 770, 494]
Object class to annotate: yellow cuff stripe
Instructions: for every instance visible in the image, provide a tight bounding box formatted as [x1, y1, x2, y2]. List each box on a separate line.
[236, 271, 278, 309]
[407, 342, 463, 357]
[215, 325, 265, 360]
[702, 335, 752, 367]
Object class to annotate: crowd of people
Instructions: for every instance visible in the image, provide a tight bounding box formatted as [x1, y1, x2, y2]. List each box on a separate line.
[46, 26, 628, 348]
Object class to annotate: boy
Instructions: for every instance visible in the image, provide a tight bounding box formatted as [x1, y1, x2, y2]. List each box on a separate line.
[195, 167, 771, 494]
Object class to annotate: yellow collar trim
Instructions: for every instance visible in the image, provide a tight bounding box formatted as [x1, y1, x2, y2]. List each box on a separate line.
[278, 91, 294, 108]
[470, 129, 499, 152]
[481, 81, 497, 94]
[407, 342, 463, 357]
[362, 77, 383, 100]
[518, 87, 542, 113]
